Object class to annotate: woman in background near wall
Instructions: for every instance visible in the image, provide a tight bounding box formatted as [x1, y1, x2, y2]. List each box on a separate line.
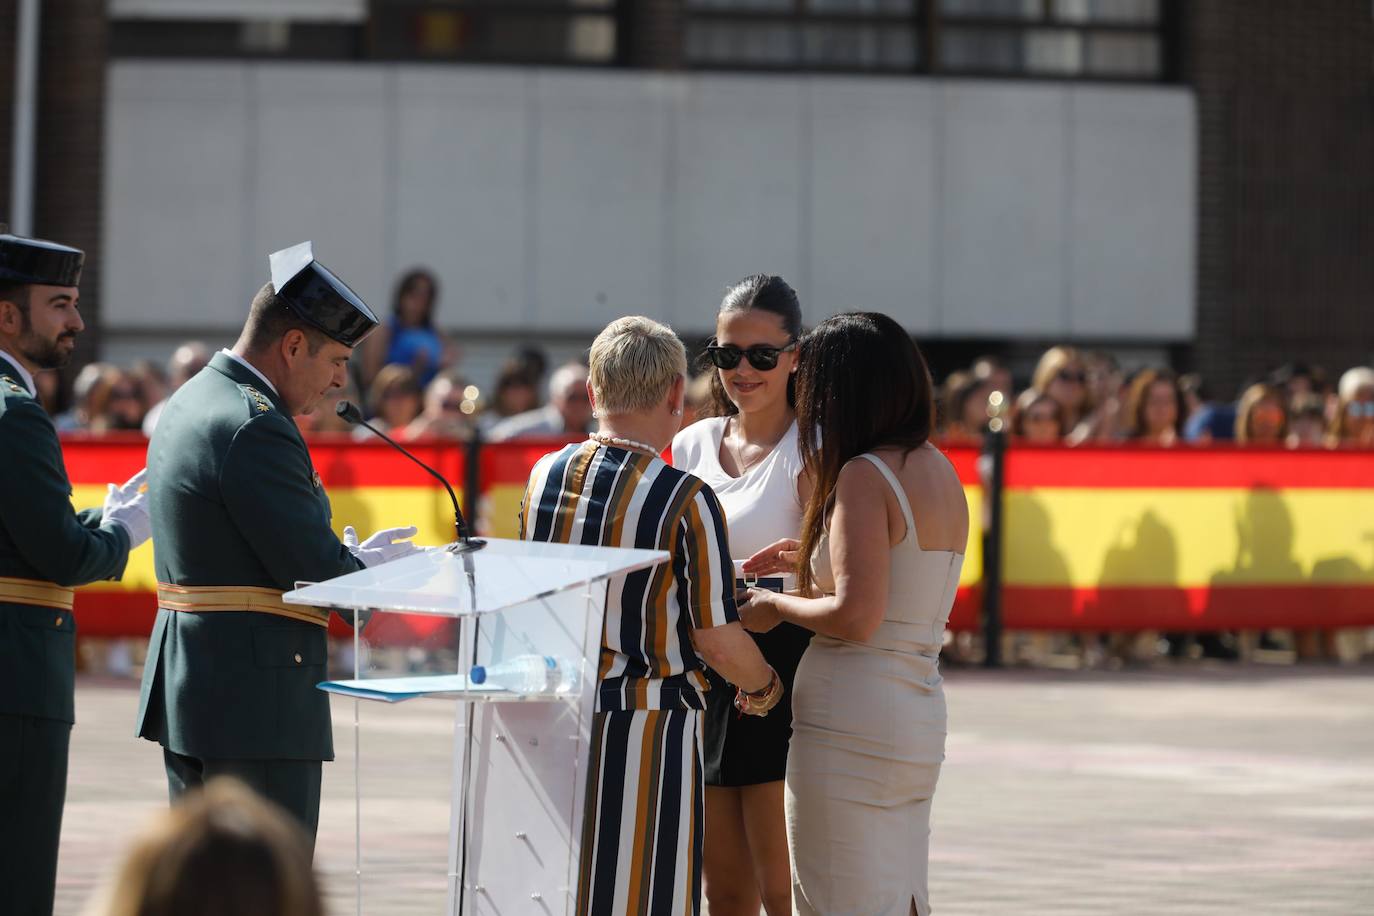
[670, 275, 809, 916]
[359, 267, 452, 389]
[741, 312, 968, 915]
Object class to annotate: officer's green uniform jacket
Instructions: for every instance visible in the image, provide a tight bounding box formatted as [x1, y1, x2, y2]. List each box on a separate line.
[0, 353, 131, 723]
[135, 352, 363, 761]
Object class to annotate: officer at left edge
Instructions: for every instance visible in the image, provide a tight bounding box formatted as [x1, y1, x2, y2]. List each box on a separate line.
[0, 231, 150, 916]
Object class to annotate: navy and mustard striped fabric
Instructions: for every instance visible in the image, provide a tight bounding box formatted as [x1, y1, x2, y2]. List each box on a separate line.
[577, 709, 704, 916]
[520, 441, 738, 712]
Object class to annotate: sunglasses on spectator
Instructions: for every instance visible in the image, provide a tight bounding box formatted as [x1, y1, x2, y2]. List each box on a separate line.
[1055, 369, 1086, 384]
[705, 341, 797, 372]
[1347, 400, 1374, 418]
[109, 388, 140, 401]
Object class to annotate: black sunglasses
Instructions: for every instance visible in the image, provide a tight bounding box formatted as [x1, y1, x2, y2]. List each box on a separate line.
[705, 341, 797, 372]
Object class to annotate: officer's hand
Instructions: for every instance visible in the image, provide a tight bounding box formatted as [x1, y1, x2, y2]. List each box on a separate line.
[343, 525, 420, 568]
[103, 468, 151, 549]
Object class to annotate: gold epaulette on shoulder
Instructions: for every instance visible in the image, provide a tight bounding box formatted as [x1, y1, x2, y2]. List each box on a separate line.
[239, 384, 272, 414]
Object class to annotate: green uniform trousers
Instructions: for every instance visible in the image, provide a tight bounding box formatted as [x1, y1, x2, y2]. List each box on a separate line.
[0, 714, 70, 916]
[163, 749, 322, 853]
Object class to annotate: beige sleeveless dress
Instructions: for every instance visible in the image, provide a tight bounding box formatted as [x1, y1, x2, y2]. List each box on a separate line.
[786, 452, 964, 916]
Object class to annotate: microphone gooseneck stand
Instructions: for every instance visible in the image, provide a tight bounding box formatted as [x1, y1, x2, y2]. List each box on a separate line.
[335, 400, 485, 554]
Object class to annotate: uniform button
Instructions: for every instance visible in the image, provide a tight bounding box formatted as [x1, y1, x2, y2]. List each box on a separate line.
[294, 653, 303, 664]
[54, 615, 63, 627]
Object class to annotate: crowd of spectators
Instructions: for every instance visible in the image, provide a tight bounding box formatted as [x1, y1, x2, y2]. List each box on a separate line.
[31, 266, 1373, 453]
[936, 346, 1374, 450]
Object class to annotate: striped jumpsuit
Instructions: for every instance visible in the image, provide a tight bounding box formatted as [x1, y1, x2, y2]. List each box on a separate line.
[521, 441, 738, 916]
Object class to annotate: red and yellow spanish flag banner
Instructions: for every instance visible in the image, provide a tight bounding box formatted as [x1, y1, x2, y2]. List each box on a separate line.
[481, 440, 985, 630]
[65, 434, 465, 638]
[939, 445, 984, 631]
[1001, 445, 1374, 631]
[61, 436, 986, 637]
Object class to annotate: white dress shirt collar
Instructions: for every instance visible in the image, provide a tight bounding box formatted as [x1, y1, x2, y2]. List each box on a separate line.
[219, 348, 278, 395]
[0, 348, 38, 396]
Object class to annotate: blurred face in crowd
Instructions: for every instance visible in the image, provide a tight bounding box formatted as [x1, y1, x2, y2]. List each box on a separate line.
[280, 331, 352, 417]
[715, 308, 797, 416]
[979, 365, 1013, 397]
[106, 374, 145, 430]
[0, 284, 83, 370]
[379, 381, 422, 429]
[1248, 395, 1286, 445]
[169, 343, 210, 390]
[1340, 385, 1374, 445]
[1046, 362, 1088, 413]
[552, 372, 593, 431]
[1086, 356, 1122, 407]
[498, 379, 538, 417]
[1285, 374, 1314, 399]
[1288, 412, 1326, 447]
[396, 276, 435, 327]
[1142, 379, 1179, 438]
[960, 381, 993, 432]
[1021, 400, 1062, 444]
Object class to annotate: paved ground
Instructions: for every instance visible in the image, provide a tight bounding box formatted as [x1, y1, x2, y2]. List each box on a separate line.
[57, 664, 1374, 915]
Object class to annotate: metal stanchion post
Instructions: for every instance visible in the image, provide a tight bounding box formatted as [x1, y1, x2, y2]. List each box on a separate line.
[982, 392, 1007, 668]
[464, 429, 484, 539]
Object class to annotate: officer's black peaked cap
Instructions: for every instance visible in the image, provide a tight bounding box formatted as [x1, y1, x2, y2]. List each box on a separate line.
[269, 241, 380, 347]
[0, 231, 83, 287]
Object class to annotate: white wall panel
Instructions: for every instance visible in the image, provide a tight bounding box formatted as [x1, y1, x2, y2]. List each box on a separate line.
[1067, 87, 1195, 338]
[939, 82, 1067, 336]
[809, 77, 939, 329]
[530, 72, 671, 331]
[394, 69, 532, 330]
[668, 75, 806, 334]
[104, 62, 1197, 350]
[250, 65, 392, 310]
[103, 63, 253, 328]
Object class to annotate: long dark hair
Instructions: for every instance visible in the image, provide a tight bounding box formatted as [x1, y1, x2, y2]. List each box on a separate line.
[391, 268, 439, 329]
[702, 274, 803, 417]
[795, 312, 934, 594]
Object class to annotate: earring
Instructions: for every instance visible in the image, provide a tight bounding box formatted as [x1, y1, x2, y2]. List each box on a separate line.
[671, 408, 682, 417]
[591, 409, 600, 419]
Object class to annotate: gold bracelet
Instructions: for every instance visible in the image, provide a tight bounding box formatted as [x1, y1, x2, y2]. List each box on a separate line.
[734, 667, 783, 717]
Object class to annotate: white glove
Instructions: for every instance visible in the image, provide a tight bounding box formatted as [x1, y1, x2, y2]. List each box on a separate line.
[103, 468, 151, 549]
[343, 525, 420, 568]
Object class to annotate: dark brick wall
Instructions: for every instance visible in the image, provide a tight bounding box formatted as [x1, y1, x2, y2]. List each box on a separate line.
[1185, 1, 1374, 397]
[0, 1, 14, 215]
[621, 0, 682, 69]
[35, 0, 108, 376]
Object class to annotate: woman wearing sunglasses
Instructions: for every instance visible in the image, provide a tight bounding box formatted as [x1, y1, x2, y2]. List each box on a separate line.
[670, 274, 809, 916]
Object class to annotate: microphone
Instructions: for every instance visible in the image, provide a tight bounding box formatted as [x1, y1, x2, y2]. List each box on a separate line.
[335, 400, 484, 553]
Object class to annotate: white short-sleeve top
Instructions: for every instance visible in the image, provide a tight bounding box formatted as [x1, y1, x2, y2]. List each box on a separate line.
[671, 416, 805, 568]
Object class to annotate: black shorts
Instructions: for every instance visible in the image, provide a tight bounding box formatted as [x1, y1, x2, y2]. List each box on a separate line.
[701, 621, 813, 786]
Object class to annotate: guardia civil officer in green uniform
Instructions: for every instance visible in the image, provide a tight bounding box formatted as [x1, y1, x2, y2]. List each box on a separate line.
[135, 242, 419, 847]
[0, 232, 150, 916]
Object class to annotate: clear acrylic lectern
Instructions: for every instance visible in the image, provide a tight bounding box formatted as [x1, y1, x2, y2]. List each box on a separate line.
[283, 538, 668, 916]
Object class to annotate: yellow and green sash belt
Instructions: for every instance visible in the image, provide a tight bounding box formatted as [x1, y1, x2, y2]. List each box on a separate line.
[156, 583, 328, 627]
[0, 576, 75, 611]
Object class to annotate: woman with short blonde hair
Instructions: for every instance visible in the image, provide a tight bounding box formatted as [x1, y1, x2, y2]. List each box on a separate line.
[587, 315, 688, 414]
[521, 315, 779, 916]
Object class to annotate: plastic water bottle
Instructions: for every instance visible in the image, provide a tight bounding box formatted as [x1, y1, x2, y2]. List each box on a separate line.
[469, 655, 576, 694]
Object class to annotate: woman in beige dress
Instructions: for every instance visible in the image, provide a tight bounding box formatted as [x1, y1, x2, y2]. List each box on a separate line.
[739, 312, 968, 916]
